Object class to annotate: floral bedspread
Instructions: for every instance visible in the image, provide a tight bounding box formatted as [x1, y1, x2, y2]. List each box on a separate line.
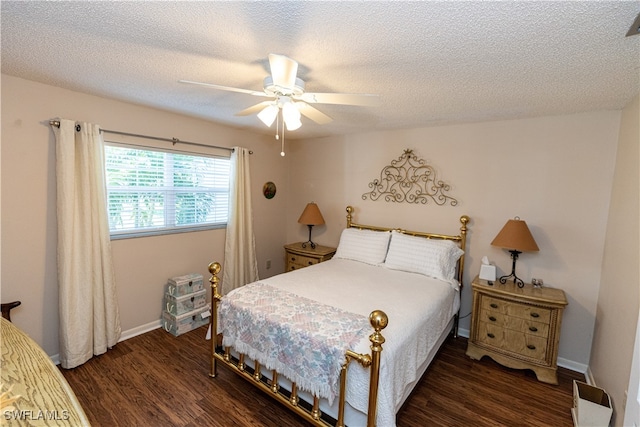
[219, 282, 370, 404]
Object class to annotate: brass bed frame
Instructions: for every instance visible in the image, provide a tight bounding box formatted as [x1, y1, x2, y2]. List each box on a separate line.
[207, 206, 470, 427]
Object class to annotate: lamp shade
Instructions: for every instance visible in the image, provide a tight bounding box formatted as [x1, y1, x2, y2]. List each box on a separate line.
[491, 218, 539, 252]
[298, 202, 325, 226]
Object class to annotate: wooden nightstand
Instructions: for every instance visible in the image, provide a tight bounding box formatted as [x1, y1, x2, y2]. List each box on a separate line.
[466, 275, 568, 384]
[284, 243, 336, 272]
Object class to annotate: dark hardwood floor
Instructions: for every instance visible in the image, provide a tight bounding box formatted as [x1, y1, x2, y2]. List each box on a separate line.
[61, 326, 583, 427]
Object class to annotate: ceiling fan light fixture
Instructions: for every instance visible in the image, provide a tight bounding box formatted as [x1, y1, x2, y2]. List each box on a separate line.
[285, 116, 302, 131]
[282, 102, 302, 130]
[257, 104, 278, 127]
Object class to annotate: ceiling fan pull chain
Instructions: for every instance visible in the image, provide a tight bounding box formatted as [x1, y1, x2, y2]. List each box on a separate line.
[281, 117, 286, 157]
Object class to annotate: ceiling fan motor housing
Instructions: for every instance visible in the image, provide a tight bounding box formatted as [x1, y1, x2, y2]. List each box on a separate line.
[263, 76, 305, 97]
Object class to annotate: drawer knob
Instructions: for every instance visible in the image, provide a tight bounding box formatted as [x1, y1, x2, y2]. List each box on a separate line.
[291, 256, 296, 261]
[529, 326, 538, 332]
[490, 303, 498, 309]
[527, 344, 536, 350]
[487, 333, 495, 339]
[488, 316, 497, 322]
[291, 266, 296, 270]
[308, 261, 313, 265]
[530, 313, 540, 318]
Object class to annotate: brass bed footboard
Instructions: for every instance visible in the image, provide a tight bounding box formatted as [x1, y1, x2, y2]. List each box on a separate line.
[207, 262, 387, 427]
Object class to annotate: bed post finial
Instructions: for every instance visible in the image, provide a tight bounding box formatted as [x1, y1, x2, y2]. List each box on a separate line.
[208, 262, 222, 378]
[346, 206, 354, 228]
[367, 310, 388, 427]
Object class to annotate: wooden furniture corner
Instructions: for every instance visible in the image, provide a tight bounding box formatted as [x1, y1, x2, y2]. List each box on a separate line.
[1, 301, 21, 322]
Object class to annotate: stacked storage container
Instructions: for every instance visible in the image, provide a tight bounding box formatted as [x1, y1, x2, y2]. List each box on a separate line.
[162, 273, 210, 336]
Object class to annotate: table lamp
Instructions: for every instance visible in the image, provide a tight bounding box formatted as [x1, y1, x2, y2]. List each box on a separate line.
[298, 202, 325, 249]
[491, 217, 539, 288]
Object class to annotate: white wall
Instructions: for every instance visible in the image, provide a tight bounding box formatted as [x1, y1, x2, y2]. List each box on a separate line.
[590, 95, 639, 425]
[1, 75, 288, 356]
[286, 111, 621, 368]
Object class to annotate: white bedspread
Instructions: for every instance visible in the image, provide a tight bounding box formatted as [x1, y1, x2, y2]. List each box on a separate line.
[259, 258, 460, 427]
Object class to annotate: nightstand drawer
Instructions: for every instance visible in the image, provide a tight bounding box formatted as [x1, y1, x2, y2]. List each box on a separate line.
[287, 254, 319, 271]
[479, 309, 550, 338]
[481, 295, 551, 324]
[478, 321, 548, 362]
[476, 321, 506, 347]
[506, 303, 551, 324]
[503, 330, 548, 361]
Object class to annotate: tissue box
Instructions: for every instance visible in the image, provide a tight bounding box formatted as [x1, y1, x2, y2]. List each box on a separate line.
[479, 264, 496, 281]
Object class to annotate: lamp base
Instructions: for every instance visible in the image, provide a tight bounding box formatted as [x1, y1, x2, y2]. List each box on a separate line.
[498, 250, 525, 288]
[301, 240, 317, 249]
[301, 225, 317, 249]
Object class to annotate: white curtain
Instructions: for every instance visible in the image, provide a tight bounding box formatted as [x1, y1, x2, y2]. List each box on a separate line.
[54, 119, 121, 369]
[222, 146, 259, 295]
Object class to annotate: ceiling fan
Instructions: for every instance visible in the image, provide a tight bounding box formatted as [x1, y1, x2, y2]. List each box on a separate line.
[180, 54, 380, 152]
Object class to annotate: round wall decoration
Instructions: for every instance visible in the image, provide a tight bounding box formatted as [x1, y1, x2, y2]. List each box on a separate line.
[263, 181, 276, 199]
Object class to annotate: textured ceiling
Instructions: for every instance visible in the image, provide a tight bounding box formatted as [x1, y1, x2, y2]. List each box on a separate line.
[2, 1, 639, 140]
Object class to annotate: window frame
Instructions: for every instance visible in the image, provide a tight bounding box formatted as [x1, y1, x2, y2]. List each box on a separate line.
[103, 141, 231, 240]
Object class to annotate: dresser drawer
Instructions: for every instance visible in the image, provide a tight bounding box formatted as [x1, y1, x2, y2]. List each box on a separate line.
[481, 295, 551, 324]
[477, 321, 548, 362]
[479, 309, 550, 338]
[287, 254, 319, 271]
[476, 321, 506, 348]
[503, 329, 548, 362]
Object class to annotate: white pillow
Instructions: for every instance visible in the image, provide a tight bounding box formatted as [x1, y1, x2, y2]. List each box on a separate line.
[383, 230, 464, 281]
[334, 228, 391, 265]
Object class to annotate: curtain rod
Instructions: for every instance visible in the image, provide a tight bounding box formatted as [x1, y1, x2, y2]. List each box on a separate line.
[48, 120, 252, 154]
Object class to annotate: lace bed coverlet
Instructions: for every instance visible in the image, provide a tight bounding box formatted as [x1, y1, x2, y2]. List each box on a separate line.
[220, 282, 370, 404]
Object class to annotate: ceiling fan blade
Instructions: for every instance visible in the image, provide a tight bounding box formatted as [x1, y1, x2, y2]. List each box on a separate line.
[268, 54, 298, 89]
[296, 102, 333, 125]
[179, 80, 269, 97]
[297, 92, 380, 106]
[235, 101, 274, 116]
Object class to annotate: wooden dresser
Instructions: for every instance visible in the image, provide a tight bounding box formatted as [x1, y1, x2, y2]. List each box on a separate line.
[466, 275, 568, 384]
[284, 242, 336, 272]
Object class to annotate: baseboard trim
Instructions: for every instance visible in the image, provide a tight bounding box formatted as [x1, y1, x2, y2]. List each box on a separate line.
[119, 319, 162, 342]
[52, 320, 162, 366]
[457, 327, 470, 338]
[584, 366, 596, 385]
[558, 357, 588, 375]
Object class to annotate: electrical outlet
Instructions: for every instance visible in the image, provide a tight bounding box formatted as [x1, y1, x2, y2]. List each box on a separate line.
[266, 259, 271, 269]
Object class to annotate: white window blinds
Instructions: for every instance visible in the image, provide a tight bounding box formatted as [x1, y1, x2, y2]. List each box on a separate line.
[104, 143, 230, 238]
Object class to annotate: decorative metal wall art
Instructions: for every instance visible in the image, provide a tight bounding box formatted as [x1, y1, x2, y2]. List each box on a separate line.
[362, 149, 458, 206]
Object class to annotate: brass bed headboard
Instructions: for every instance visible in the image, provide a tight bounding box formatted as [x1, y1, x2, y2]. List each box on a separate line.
[345, 205, 470, 286]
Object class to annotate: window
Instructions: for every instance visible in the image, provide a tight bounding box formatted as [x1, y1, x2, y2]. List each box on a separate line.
[104, 143, 230, 238]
